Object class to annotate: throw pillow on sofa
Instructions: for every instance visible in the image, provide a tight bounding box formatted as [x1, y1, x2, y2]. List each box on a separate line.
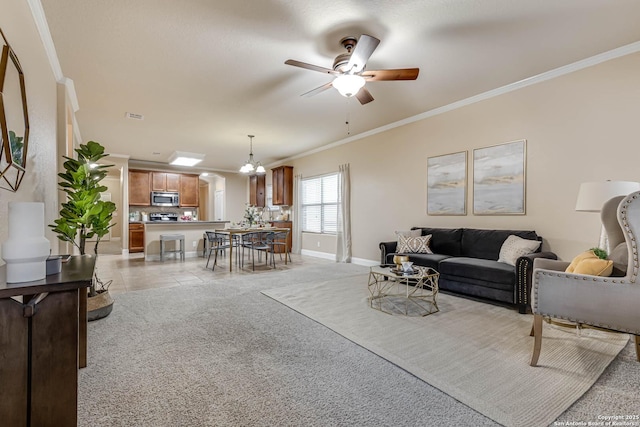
[497, 235, 541, 266]
[566, 250, 613, 277]
[395, 229, 422, 237]
[397, 234, 433, 254]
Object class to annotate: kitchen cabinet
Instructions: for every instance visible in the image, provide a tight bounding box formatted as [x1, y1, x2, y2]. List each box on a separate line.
[129, 223, 145, 253]
[129, 170, 151, 206]
[180, 174, 199, 207]
[272, 166, 293, 206]
[249, 174, 265, 207]
[151, 172, 180, 192]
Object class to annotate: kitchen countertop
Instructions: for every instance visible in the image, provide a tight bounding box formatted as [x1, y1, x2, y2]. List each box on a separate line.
[130, 220, 230, 225]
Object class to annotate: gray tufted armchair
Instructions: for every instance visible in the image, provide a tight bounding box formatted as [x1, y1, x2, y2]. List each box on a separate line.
[530, 191, 640, 366]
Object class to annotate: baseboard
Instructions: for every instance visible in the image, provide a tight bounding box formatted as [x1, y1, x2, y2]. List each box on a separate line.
[351, 257, 379, 267]
[144, 251, 202, 262]
[301, 249, 335, 261]
[300, 250, 378, 267]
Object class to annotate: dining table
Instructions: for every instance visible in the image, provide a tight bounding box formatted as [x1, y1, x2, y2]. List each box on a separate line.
[214, 227, 290, 271]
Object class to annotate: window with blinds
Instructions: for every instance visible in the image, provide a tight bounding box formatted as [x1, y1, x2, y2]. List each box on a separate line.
[301, 173, 339, 234]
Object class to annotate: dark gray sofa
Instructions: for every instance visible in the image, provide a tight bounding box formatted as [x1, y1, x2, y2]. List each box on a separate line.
[379, 227, 557, 313]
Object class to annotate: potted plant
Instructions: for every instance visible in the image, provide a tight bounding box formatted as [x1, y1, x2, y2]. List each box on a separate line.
[49, 141, 117, 321]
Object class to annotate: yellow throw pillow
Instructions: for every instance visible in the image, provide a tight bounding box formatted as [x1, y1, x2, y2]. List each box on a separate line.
[572, 258, 613, 277]
[565, 250, 613, 276]
[565, 250, 598, 273]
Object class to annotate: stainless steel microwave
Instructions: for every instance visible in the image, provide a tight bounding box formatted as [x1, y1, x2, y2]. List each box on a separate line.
[151, 191, 179, 207]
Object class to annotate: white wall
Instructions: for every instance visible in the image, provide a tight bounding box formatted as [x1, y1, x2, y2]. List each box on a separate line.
[0, 0, 60, 260]
[289, 52, 640, 262]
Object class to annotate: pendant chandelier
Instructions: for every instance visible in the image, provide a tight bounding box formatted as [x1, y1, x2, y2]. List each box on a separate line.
[239, 135, 265, 174]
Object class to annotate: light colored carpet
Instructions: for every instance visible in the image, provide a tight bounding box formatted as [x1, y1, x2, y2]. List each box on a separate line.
[80, 263, 500, 426]
[262, 275, 629, 427]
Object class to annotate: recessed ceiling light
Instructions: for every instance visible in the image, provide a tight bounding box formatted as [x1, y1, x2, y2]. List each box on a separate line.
[168, 151, 205, 167]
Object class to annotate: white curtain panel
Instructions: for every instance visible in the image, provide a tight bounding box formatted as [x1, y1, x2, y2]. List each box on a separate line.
[292, 174, 302, 254]
[336, 164, 352, 263]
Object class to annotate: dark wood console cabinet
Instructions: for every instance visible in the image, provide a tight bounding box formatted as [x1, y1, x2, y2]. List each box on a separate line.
[0, 255, 95, 427]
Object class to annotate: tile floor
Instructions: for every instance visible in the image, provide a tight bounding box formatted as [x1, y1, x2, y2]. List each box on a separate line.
[95, 249, 319, 295]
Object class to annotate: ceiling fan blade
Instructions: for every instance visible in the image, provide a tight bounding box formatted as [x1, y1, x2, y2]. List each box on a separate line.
[355, 87, 374, 105]
[346, 35, 380, 73]
[301, 81, 334, 97]
[285, 59, 339, 75]
[361, 68, 420, 81]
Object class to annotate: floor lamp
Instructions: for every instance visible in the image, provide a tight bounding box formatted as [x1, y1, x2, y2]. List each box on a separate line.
[575, 180, 640, 252]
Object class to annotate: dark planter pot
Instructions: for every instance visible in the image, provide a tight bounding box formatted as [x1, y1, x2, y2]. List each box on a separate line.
[87, 290, 114, 321]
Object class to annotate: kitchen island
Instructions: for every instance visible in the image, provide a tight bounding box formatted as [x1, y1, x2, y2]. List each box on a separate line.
[134, 221, 229, 261]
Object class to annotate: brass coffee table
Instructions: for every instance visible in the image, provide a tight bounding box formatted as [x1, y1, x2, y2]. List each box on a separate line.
[368, 265, 439, 316]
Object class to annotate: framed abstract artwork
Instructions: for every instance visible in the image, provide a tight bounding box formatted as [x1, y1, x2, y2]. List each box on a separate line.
[427, 151, 467, 215]
[473, 140, 526, 215]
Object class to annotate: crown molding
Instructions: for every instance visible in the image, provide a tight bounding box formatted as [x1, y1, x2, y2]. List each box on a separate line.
[27, 0, 63, 80]
[28, 0, 81, 122]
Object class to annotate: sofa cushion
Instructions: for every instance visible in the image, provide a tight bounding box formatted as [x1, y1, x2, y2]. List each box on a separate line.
[461, 229, 539, 260]
[397, 234, 433, 254]
[404, 253, 452, 270]
[438, 257, 516, 285]
[411, 227, 463, 256]
[497, 235, 541, 266]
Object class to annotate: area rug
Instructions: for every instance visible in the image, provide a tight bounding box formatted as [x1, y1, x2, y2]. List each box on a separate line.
[262, 275, 629, 427]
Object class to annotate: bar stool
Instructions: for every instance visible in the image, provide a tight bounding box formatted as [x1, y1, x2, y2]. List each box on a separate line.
[160, 234, 185, 261]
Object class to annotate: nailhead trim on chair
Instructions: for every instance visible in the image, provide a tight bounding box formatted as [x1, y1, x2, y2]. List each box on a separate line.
[619, 194, 639, 282]
[516, 257, 527, 306]
[532, 192, 640, 335]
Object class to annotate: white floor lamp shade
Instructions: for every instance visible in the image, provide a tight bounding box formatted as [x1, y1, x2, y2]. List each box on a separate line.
[1, 202, 51, 283]
[575, 181, 640, 212]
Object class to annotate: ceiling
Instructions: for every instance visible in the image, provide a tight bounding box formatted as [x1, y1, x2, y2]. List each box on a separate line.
[41, 0, 640, 173]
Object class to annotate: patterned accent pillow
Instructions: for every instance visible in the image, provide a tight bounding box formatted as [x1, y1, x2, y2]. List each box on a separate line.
[397, 234, 433, 254]
[497, 235, 541, 266]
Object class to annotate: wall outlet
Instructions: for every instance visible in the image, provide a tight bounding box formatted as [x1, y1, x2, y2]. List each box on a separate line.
[317, 241, 320, 248]
[192, 241, 197, 248]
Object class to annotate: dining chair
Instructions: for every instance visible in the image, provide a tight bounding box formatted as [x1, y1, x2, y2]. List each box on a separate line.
[241, 231, 272, 271]
[268, 230, 291, 265]
[205, 231, 232, 271]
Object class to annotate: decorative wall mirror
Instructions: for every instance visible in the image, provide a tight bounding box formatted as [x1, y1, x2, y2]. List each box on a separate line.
[0, 28, 29, 192]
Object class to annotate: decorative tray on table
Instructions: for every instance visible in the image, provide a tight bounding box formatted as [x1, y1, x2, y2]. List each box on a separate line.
[390, 267, 420, 275]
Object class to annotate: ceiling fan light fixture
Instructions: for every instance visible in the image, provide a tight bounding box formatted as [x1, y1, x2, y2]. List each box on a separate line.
[239, 135, 265, 175]
[333, 74, 365, 97]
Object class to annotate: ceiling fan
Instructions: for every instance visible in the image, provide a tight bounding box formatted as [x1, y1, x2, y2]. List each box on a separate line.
[285, 34, 419, 105]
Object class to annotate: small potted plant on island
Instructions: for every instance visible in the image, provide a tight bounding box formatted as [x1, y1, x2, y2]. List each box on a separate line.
[49, 141, 117, 321]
